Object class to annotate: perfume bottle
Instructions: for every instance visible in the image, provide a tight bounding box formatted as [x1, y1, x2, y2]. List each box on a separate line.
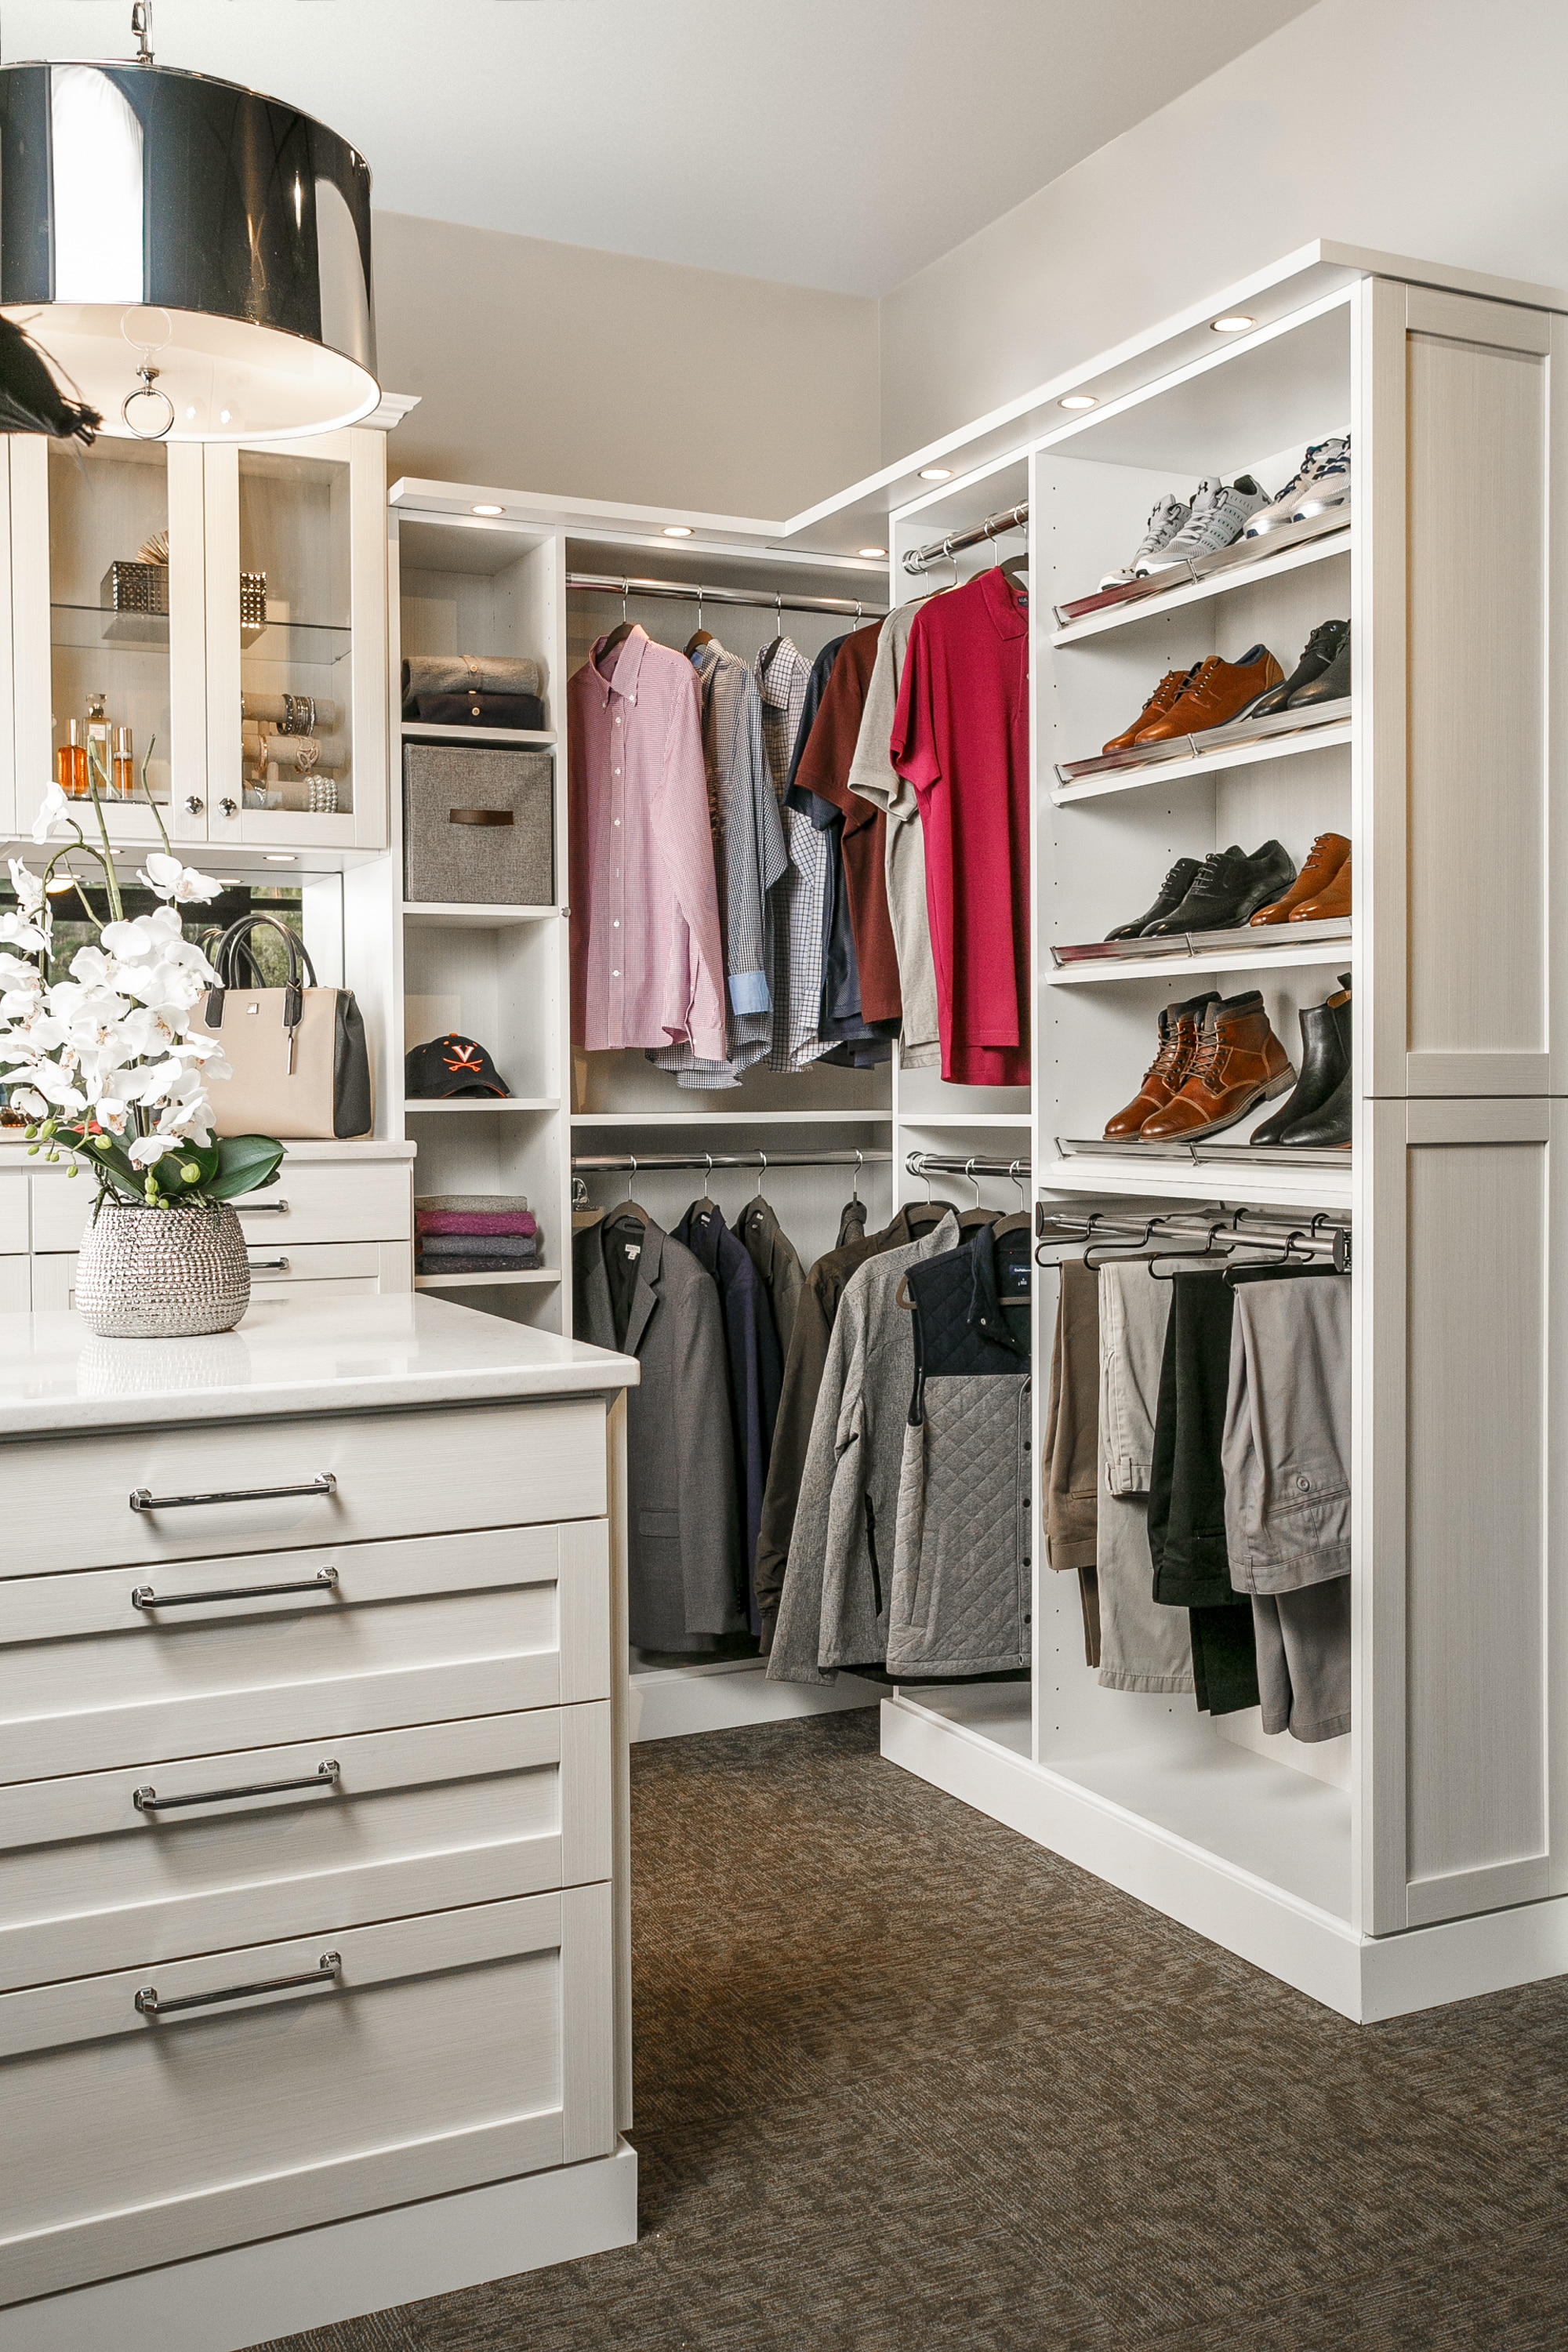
[113, 725, 136, 800]
[55, 718, 87, 799]
[85, 692, 111, 795]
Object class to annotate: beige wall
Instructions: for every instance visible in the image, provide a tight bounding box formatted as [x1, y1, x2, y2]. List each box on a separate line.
[372, 210, 880, 517]
[878, 0, 1568, 459]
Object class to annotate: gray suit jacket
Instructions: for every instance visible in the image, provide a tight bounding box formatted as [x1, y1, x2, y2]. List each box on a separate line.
[575, 1215, 744, 1652]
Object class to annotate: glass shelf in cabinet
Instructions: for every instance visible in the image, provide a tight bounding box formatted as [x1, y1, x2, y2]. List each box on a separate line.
[52, 603, 169, 652]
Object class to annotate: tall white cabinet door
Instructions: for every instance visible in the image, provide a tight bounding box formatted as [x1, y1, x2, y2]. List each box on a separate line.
[1362, 1096, 1566, 1933]
[1360, 279, 1568, 1098]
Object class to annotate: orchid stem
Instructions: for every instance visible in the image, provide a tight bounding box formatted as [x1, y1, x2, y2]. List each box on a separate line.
[82, 746, 124, 924]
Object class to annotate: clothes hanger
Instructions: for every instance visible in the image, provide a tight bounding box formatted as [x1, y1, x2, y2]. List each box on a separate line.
[991, 1163, 1033, 1240]
[1221, 1227, 1314, 1286]
[1147, 1220, 1237, 1279]
[759, 593, 786, 670]
[1083, 1210, 1196, 1271]
[600, 579, 637, 658]
[684, 586, 714, 659]
[605, 1155, 650, 1229]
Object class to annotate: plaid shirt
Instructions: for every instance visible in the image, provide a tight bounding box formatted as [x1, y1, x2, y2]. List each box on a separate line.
[757, 636, 831, 1072]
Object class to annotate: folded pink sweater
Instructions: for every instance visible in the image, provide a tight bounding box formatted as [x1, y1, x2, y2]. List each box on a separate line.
[415, 1210, 538, 1237]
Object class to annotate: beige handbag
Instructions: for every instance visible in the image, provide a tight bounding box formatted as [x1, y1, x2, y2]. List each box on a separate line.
[189, 916, 373, 1140]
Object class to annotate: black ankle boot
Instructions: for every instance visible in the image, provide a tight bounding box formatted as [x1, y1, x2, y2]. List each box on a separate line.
[1278, 977, 1352, 1145]
[1251, 989, 1348, 1145]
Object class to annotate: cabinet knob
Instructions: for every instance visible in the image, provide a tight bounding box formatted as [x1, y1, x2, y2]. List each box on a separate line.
[184, 795, 204, 815]
[219, 797, 238, 817]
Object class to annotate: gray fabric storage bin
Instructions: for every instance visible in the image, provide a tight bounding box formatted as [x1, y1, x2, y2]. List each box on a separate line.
[402, 743, 554, 906]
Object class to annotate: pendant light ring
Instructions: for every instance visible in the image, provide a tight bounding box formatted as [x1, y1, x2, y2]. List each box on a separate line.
[122, 365, 174, 440]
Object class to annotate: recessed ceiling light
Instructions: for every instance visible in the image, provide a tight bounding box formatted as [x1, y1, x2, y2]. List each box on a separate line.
[220, 408, 231, 423]
[918, 466, 953, 482]
[1058, 393, 1097, 411]
[215, 877, 243, 886]
[470, 503, 504, 517]
[662, 524, 694, 539]
[264, 853, 296, 864]
[857, 546, 887, 559]
[1211, 314, 1254, 334]
[45, 876, 75, 894]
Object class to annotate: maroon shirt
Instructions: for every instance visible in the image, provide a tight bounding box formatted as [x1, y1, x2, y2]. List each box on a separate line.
[891, 569, 1029, 1087]
[791, 619, 902, 1026]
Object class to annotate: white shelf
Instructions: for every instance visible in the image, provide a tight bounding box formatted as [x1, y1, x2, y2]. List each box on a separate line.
[401, 722, 555, 748]
[403, 1096, 558, 1114]
[1039, 1151, 1352, 1210]
[414, 1267, 561, 1290]
[402, 901, 559, 928]
[1052, 524, 1352, 645]
[1051, 716, 1352, 805]
[897, 1112, 1034, 1128]
[1047, 928, 1351, 985]
[568, 1108, 893, 1127]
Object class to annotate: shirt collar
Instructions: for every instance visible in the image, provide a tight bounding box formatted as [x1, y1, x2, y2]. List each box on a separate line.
[978, 565, 1029, 642]
[592, 626, 650, 702]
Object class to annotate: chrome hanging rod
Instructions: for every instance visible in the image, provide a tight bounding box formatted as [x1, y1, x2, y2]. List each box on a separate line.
[565, 572, 887, 621]
[906, 1150, 1032, 1180]
[903, 502, 1029, 577]
[1036, 1203, 1352, 1271]
[572, 1149, 892, 1174]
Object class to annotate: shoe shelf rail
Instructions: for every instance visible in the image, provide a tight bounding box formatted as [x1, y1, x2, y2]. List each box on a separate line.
[1037, 1150, 1353, 1212]
[1046, 929, 1351, 987]
[1051, 510, 1351, 645]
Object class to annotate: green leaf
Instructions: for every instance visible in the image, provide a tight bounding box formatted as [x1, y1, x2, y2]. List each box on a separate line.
[158, 1142, 221, 1196]
[205, 1133, 285, 1200]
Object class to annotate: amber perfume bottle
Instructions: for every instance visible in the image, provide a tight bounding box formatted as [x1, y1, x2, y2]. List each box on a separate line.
[55, 718, 87, 799]
[113, 725, 136, 799]
[85, 692, 111, 794]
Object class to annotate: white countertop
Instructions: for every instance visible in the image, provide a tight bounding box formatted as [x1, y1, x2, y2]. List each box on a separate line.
[0, 1138, 418, 1168]
[0, 1294, 638, 1436]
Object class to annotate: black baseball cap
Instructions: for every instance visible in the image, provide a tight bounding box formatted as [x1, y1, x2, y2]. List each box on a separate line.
[405, 1034, 510, 1098]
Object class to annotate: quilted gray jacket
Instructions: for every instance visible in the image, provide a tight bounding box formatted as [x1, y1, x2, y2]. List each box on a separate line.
[768, 1213, 960, 1684]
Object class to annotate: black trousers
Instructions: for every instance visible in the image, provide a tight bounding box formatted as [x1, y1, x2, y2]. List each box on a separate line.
[1147, 1263, 1338, 1718]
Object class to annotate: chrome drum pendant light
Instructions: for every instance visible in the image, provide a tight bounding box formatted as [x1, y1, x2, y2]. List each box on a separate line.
[0, 1, 379, 441]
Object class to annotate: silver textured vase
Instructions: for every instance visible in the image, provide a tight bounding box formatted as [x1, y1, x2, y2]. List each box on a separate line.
[74, 1202, 252, 1338]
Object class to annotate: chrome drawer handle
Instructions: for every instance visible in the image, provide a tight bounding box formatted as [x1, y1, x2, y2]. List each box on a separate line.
[129, 1472, 337, 1514]
[135, 1760, 340, 1813]
[136, 1951, 341, 2017]
[241, 1199, 290, 1214]
[248, 1256, 290, 1271]
[132, 1565, 339, 1608]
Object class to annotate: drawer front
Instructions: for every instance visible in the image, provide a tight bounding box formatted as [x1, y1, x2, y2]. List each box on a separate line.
[2, 1394, 608, 1573]
[0, 1881, 615, 2303]
[250, 1275, 382, 1304]
[38, 1258, 395, 1312]
[29, 1251, 74, 1313]
[0, 1702, 612, 1992]
[234, 1158, 411, 1247]
[0, 1257, 27, 1314]
[244, 1240, 382, 1282]
[1, 1521, 612, 1781]
[29, 1174, 86, 1254]
[0, 1172, 27, 1254]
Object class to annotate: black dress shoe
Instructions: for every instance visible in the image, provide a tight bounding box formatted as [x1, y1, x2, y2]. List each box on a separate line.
[1105, 858, 1201, 942]
[1238, 619, 1348, 721]
[1251, 985, 1350, 1143]
[1289, 626, 1352, 706]
[1142, 839, 1297, 935]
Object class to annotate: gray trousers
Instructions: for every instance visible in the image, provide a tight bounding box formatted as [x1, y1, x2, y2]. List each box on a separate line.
[1096, 1263, 1193, 1695]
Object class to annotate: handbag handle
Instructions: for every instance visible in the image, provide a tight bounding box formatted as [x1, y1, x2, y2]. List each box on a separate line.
[205, 914, 318, 1034]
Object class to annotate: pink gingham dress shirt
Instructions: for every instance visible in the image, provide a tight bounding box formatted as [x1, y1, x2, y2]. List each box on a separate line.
[569, 628, 728, 1062]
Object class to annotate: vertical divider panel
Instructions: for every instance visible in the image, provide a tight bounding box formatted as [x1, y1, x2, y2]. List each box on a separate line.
[348, 429, 390, 851]
[9, 437, 49, 818]
[1357, 274, 1408, 1105]
[0, 445, 16, 837]
[199, 441, 241, 845]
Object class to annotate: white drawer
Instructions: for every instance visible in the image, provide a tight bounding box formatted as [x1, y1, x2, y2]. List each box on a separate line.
[244, 1240, 383, 1281]
[29, 1174, 89, 1254]
[0, 1701, 612, 1993]
[0, 1171, 27, 1253]
[0, 1881, 614, 2303]
[0, 1521, 612, 1780]
[2, 1393, 608, 1573]
[234, 1157, 411, 1247]
[250, 1275, 382, 1303]
[34, 1247, 406, 1314]
[0, 1257, 27, 1314]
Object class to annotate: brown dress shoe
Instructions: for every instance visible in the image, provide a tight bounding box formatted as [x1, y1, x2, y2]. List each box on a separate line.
[1134, 644, 1283, 744]
[1102, 992, 1221, 1138]
[1139, 990, 1294, 1140]
[1289, 847, 1352, 922]
[1102, 667, 1196, 755]
[1250, 832, 1350, 924]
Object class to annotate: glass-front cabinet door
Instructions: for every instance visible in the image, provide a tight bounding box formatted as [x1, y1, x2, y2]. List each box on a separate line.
[202, 426, 387, 851]
[7, 433, 205, 846]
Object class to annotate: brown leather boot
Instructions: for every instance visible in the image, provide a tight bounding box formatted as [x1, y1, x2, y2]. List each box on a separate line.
[1134, 644, 1283, 743]
[1139, 990, 1294, 1140]
[1102, 666, 1196, 755]
[1250, 832, 1350, 924]
[1289, 846, 1352, 921]
[1102, 992, 1220, 1138]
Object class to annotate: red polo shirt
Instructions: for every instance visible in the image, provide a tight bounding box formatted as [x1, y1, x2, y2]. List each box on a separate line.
[890, 568, 1030, 1088]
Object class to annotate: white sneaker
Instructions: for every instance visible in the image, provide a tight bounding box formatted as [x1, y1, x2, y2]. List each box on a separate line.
[1100, 490, 1190, 590]
[1244, 437, 1350, 537]
[1136, 474, 1269, 573]
[1292, 443, 1351, 520]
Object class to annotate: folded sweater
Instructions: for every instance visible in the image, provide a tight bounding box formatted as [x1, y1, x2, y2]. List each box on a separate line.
[416, 1210, 537, 1237]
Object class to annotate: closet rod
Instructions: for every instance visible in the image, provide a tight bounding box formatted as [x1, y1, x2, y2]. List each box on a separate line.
[1037, 1203, 1352, 1269]
[565, 572, 888, 621]
[572, 1149, 892, 1173]
[903, 501, 1029, 576]
[906, 1150, 1031, 1179]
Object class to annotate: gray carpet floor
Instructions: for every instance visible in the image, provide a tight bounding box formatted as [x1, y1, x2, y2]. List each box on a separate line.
[250, 1709, 1568, 2352]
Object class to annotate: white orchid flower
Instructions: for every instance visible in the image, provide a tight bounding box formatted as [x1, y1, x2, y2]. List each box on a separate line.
[7, 861, 45, 917]
[137, 853, 223, 906]
[0, 953, 42, 989]
[0, 911, 45, 954]
[97, 918, 153, 959]
[31, 784, 74, 844]
[128, 1134, 172, 1167]
[68, 944, 118, 989]
[6, 1083, 46, 1120]
[91, 1098, 129, 1136]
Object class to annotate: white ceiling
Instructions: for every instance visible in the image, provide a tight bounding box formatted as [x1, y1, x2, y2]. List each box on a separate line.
[7, 0, 1316, 296]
